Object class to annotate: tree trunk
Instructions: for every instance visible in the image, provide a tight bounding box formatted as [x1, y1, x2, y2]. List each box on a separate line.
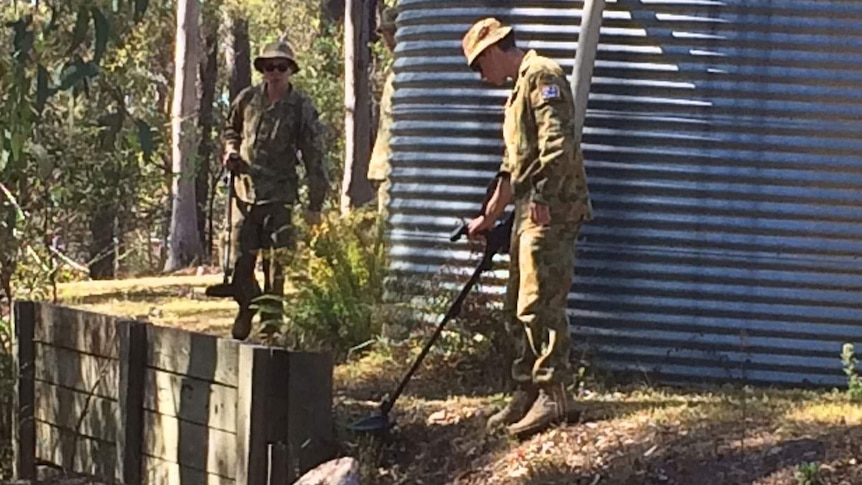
[323, 0, 345, 22]
[196, 5, 218, 262]
[0, 188, 18, 310]
[87, 206, 116, 279]
[0, 166, 27, 311]
[341, 0, 376, 213]
[225, 12, 251, 100]
[164, 0, 203, 272]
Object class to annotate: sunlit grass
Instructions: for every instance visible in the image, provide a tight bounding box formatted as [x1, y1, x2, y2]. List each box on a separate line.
[43, 274, 862, 484]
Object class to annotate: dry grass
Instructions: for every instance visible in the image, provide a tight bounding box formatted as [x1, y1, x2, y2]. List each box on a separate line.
[57, 271, 276, 337]
[54, 275, 862, 485]
[334, 349, 861, 485]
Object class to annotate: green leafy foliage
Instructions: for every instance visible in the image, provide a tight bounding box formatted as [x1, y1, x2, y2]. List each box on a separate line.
[795, 461, 821, 485]
[0, 313, 11, 479]
[841, 343, 862, 402]
[0, 2, 157, 474]
[260, 209, 389, 360]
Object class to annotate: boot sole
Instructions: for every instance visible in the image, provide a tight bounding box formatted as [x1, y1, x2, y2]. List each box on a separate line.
[506, 409, 583, 439]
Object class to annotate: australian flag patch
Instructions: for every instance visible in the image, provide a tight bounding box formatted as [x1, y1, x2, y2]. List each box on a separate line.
[540, 84, 560, 100]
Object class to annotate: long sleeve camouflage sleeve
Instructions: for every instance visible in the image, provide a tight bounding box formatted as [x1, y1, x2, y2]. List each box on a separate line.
[527, 72, 575, 206]
[297, 96, 329, 212]
[223, 91, 248, 153]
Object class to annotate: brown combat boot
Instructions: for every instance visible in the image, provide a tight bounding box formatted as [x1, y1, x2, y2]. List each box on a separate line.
[486, 386, 539, 431]
[231, 307, 254, 341]
[506, 383, 577, 438]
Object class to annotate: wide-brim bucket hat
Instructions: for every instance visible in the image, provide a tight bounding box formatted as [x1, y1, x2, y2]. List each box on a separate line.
[253, 40, 300, 73]
[462, 17, 513, 67]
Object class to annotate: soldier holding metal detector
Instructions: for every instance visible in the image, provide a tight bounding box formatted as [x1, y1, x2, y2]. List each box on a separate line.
[209, 39, 329, 341]
[461, 18, 593, 437]
[348, 17, 593, 438]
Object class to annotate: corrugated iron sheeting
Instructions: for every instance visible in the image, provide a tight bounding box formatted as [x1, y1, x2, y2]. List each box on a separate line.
[387, 0, 862, 387]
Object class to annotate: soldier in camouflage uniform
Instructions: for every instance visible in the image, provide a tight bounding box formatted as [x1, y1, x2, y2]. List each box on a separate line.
[461, 18, 593, 437]
[368, 6, 398, 216]
[222, 39, 329, 341]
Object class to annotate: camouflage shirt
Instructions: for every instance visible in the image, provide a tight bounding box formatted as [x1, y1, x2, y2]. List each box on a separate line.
[368, 69, 394, 181]
[223, 82, 329, 211]
[501, 50, 592, 231]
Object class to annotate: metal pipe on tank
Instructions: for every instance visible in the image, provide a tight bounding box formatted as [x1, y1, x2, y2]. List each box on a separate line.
[571, 0, 605, 145]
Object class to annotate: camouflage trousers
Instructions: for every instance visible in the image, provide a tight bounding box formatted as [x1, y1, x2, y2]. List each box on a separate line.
[505, 220, 580, 387]
[370, 178, 391, 218]
[225, 200, 294, 322]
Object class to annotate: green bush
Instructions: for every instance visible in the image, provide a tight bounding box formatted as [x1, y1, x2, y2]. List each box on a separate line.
[367, 247, 514, 387]
[260, 208, 388, 360]
[841, 343, 862, 402]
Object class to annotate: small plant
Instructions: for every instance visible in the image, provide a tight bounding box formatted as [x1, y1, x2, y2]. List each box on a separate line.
[840, 343, 862, 402]
[794, 461, 821, 485]
[261, 208, 389, 360]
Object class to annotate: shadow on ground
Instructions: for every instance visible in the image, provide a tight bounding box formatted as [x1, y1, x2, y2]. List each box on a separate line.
[516, 423, 861, 485]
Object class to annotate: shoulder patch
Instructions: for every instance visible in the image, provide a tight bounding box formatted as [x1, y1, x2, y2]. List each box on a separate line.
[540, 84, 560, 100]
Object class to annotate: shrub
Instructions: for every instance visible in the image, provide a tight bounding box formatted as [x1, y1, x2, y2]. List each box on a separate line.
[841, 343, 862, 402]
[260, 208, 388, 360]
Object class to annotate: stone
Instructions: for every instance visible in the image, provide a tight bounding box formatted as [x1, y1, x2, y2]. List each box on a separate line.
[292, 457, 359, 485]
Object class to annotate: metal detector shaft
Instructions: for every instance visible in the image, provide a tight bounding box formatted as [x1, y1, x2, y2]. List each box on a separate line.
[222, 170, 235, 283]
[379, 252, 491, 416]
[378, 213, 513, 415]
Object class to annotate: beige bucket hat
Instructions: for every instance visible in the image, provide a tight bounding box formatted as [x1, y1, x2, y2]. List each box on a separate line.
[462, 17, 513, 67]
[253, 40, 299, 73]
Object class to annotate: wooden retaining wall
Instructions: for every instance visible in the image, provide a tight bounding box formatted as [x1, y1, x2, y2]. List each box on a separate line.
[12, 301, 333, 485]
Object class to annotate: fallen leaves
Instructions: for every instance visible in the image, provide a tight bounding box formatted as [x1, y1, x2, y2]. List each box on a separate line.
[334, 353, 862, 485]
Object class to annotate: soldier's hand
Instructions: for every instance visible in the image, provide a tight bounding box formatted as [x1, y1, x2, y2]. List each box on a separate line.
[304, 210, 322, 226]
[223, 151, 242, 172]
[467, 215, 493, 240]
[530, 202, 551, 225]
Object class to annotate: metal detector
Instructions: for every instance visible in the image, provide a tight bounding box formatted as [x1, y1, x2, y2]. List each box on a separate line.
[347, 212, 513, 435]
[205, 160, 238, 298]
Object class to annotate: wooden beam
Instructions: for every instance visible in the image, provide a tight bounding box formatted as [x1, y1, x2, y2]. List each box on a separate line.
[142, 454, 236, 485]
[33, 303, 119, 358]
[235, 346, 269, 485]
[35, 343, 119, 400]
[13, 300, 36, 480]
[33, 381, 120, 443]
[118, 320, 148, 485]
[144, 368, 237, 433]
[286, 352, 334, 480]
[36, 421, 117, 479]
[141, 410, 237, 479]
[147, 325, 240, 387]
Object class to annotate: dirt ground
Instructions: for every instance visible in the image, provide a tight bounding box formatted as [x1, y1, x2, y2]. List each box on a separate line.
[56, 274, 862, 485]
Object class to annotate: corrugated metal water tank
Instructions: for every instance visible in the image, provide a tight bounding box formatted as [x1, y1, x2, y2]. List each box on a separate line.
[387, 0, 862, 387]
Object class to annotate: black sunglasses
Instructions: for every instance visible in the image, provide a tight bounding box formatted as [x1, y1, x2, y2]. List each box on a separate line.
[263, 63, 290, 73]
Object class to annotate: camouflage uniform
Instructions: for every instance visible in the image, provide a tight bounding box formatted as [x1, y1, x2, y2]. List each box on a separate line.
[503, 49, 592, 387]
[368, 6, 398, 216]
[223, 40, 329, 340]
[368, 69, 394, 215]
[462, 18, 592, 436]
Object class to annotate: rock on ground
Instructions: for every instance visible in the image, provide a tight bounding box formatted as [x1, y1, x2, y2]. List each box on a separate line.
[292, 457, 359, 485]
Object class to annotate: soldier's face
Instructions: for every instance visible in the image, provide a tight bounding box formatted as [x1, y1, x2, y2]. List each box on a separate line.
[262, 61, 292, 83]
[472, 47, 506, 85]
